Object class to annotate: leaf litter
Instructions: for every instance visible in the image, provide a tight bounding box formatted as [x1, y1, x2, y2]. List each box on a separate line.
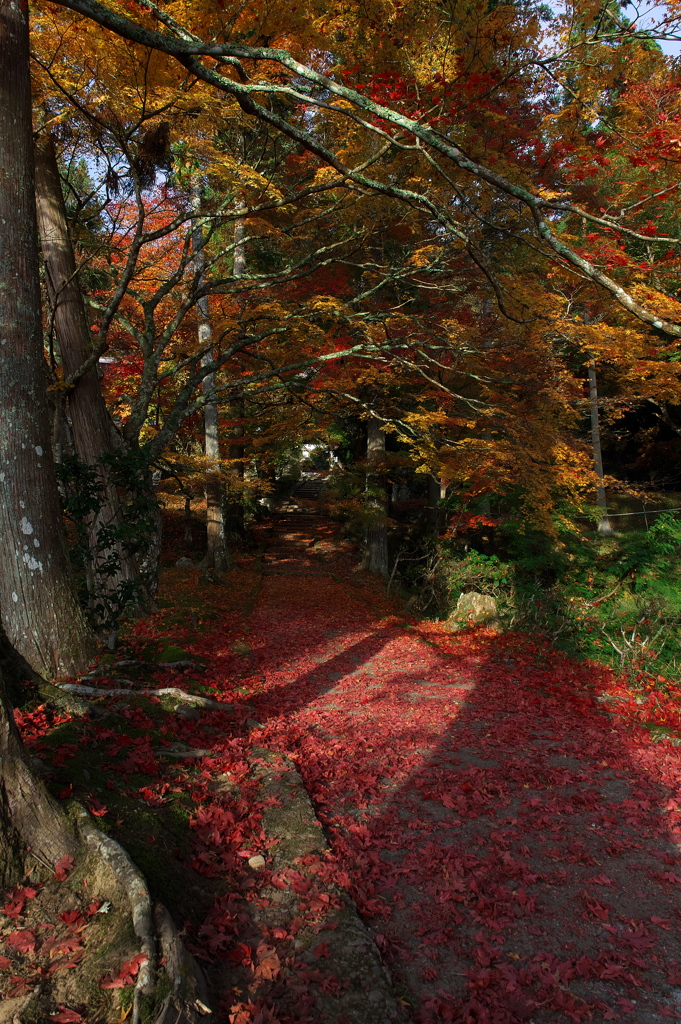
[4, 508, 681, 1022]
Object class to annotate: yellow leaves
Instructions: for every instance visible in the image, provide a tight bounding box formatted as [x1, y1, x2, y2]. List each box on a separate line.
[363, 323, 387, 346]
[308, 296, 352, 319]
[195, 147, 284, 202]
[629, 285, 681, 326]
[249, 301, 289, 321]
[536, 186, 567, 201]
[406, 245, 441, 269]
[310, 165, 345, 188]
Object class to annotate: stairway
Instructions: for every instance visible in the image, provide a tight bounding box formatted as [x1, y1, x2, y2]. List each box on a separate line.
[262, 476, 329, 576]
[290, 475, 325, 502]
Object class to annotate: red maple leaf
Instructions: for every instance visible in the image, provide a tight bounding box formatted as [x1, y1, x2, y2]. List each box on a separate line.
[53, 855, 75, 881]
[100, 952, 147, 989]
[6, 929, 36, 954]
[50, 1009, 85, 1023]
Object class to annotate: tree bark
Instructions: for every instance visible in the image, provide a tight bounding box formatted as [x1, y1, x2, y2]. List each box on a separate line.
[427, 475, 447, 534]
[0, 667, 77, 888]
[364, 417, 389, 576]
[226, 219, 247, 543]
[192, 188, 229, 571]
[34, 132, 145, 617]
[588, 356, 616, 537]
[0, 1, 97, 678]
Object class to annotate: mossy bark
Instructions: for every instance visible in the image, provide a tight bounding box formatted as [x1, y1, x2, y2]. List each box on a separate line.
[0, 0, 98, 678]
[34, 133, 145, 618]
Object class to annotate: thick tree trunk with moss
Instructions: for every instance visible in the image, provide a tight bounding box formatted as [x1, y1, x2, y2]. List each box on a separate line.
[363, 417, 389, 576]
[0, 1, 97, 678]
[34, 132, 145, 618]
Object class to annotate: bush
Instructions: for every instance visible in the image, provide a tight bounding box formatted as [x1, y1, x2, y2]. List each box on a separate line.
[431, 509, 681, 686]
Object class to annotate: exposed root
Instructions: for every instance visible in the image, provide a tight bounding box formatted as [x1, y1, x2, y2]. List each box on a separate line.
[11, 981, 42, 1023]
[83, 660, 204, 674]
[74, 808, 213, 1023]
[76, 808, 155, 1024]
[153, 903, 212, 1023]
[57, 683, 228, 710]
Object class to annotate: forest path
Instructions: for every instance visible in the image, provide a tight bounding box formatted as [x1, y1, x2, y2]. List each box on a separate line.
[223, 496, 681, 1024]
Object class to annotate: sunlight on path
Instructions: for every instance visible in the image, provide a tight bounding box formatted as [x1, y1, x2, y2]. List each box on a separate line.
[203, 505, 681, 1023]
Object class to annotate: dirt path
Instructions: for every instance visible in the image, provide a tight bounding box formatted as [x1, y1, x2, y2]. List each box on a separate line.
[200, 498, 681, 1023]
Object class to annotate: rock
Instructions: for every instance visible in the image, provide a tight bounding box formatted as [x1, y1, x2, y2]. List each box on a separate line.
[175, 556, 193, 568]
[174, 703, 200, 720]
[232, 640, 252, 656]
[208, 773, 238, 795]
[247, 718, 263, 729]
[248, 854, 266, 870]
[445, 591, 500, 630]
[200, 568, 225, 585]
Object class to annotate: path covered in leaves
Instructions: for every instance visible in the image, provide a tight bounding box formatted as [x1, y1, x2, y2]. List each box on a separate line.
[191, 501, 681, 1023]
[6, 499, 681, 1023]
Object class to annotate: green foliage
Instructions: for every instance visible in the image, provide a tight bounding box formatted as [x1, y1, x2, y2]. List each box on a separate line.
[618, 512, 681, 580]
[57, 447, 159, 635]
[443, 550, 513, 599]
[436, 508, 681, 685]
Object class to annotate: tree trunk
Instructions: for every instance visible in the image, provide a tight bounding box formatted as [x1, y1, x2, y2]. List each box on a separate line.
[0, 667, 77, 888]
[34, 132, 146, 619]
[226, 219, 247, 542]
[226, 397, 246, 541]
[192, 188, 229, 571]
[0, 2, 97, 678]
[364, 417, 389, 576]
[427, 475, 447, 534]
[588, 356, 616, 537]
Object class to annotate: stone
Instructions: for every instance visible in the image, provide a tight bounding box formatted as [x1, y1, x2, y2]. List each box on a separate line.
[208, 773, 238, 795]
[175, 556, 193, 568]
[248, 854, 266, 870]
[444, 591, 500, 630]
[174, 703, 200, 720]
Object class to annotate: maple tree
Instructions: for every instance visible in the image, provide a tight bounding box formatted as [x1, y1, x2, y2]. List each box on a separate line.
[23, 0, 675, 536]
[6, 1, 681, 1016]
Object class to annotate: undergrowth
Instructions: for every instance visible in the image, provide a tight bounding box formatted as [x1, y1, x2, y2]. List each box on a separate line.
[432, 510, 681, 689]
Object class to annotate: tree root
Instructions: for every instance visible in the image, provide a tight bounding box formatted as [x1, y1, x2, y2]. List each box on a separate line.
[76, 808, 212, 1023]
[153, 903, 212, 1022]
[83, 659, 205, 674]
[1, 663, 212, 1021]
[56, 682, 229, 710]
[76, 807, 155, 1024]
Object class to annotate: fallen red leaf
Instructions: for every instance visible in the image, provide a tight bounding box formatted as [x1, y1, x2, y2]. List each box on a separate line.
[53, 855, 75, 881]
[49, 1009, 85, 1023]
[6, 929, 36, 954]
[100, 952, 147, 989]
